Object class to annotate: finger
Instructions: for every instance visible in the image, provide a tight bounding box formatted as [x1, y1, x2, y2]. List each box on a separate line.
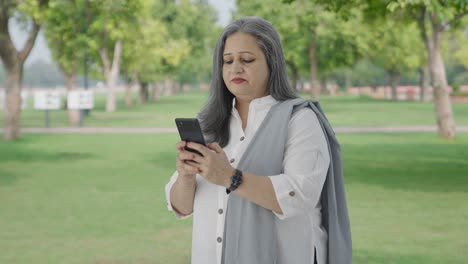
[178, 151, 196, 161]
[186, 142, 209, 157]
[185, 159, 200, 168]
[176, 141, 187, 152]
[185, 161, 202, 173]
[207, 143, 223, 153]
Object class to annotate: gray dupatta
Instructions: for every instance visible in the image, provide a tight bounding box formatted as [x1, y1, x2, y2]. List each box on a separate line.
[222, 98, 352, 264]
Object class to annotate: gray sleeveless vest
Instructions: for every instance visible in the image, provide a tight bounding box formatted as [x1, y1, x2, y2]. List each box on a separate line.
[222, 98, 352, 264]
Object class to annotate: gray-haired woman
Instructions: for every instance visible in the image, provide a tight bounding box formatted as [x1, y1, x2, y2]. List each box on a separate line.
[165, 16, 351, 264]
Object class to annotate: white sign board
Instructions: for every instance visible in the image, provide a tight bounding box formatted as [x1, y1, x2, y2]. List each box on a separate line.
[21, 91, 28, 109]
[0, 91, 4, 110]
[67, 90, 94, 110]
[34, 90, 62, 110]
[0, 90, 28, 110]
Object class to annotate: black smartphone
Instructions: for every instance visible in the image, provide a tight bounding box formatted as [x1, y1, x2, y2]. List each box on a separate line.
[175, 118, 207, 156]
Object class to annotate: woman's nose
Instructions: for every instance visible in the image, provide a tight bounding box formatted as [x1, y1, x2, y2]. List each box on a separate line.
[231, 60, 243, 73]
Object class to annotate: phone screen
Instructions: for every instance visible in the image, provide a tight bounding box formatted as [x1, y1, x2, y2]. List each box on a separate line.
[175, 118, 207, 156]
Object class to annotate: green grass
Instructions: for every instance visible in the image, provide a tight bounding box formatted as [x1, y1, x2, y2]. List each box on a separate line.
[0, 133, 191, 263]
[5, 90, 468, 128]
[1, 133, 467, 263]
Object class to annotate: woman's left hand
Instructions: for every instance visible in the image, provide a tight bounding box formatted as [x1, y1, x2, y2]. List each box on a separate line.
[185, 142, 234, 188]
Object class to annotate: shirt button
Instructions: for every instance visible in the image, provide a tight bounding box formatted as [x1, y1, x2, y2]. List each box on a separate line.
[217, 237, 223, 243]
[240, 136, 245, 141]
[289, 191, 295, 197]
[218, 209, 223, 214]
[230, 158, 235, 163]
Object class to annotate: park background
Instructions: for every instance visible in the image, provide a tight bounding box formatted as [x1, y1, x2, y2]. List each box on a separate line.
[1, 0, 468, 263]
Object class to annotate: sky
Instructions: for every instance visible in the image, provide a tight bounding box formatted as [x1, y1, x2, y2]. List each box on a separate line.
[10, 0, 235, 66]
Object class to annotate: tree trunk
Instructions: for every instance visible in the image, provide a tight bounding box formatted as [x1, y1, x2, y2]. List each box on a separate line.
[292, 67, 299, 91]
[174, 81, 181, 93]
[3, 65, 22, 140]
[429, 26, 456, 139]
[124, 73, 135, 108]
[286, 60, 298, 90]
[0, 15, 41, 140]
[152, 82, 161, 102]
[297, 79, 304, 91]
[124, 79, 133, 108]
[64, 72, 80, 126]
[164, 78, 174, 96]
[309, 40, 320, 100]
[389, 71, 400, 101]
[320, 78, 327, 95]
[99, 40, 122, 113]
[344, 69, 351, 91]
[139, 82, 149, 104]
[419, 64, 431, 101]
[308, 41, 320, 99]
[182, 83, 191, 92]
[416, 12, 432, 103]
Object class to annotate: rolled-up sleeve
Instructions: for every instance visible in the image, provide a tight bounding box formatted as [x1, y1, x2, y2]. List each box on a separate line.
[165, 171, 193, 219]
[268, 108, 330, 220]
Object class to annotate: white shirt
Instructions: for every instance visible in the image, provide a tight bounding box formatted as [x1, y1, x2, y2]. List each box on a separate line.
[165, 95, 330, 264]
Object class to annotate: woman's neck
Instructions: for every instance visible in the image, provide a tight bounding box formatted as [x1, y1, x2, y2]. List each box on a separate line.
[235, 99, 251, 130]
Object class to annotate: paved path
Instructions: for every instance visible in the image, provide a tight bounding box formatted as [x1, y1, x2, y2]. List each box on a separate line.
[11, 126, 468, 134]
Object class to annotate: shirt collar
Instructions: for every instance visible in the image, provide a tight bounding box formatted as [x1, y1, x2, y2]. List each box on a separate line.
[232, 95, 277, 112]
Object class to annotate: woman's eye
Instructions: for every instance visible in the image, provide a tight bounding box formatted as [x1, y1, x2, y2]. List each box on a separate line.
[223, 60, 233, 64]
[243, 59, 254, 63]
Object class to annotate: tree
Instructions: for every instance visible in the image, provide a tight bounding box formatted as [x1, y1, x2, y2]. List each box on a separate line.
[44, 0, 87, 126]
[86, 0, 141, 112]
[236, 0, 368, 99]
[293, 0, 468, 138]
[367, 19, 422, 100]
[169, 0, 220, 86]
[120, 0, 190, 105]
[150, 0, 218, 96]
[388, 0, 468, 139]
[0, 0, 49, 140]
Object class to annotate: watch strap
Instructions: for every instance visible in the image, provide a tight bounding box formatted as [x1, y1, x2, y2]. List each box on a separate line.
[226, 169, 243, 194]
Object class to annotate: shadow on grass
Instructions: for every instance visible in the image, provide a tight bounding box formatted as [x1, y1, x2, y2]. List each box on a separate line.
[0, 137, 95, 185]
[343, 141, 468, 193]
[146, 150, 177, 171]
[0, 145, 94, 163]
[0, 136, 96, 164]
[0, 168, 21, 185]
[353, 249, 461, 264]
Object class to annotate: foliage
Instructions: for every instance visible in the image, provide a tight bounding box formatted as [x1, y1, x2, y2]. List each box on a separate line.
[236, 0, 368, 80]
[155, 0, 220, 84]
[366, 19, 423, 78]
[120, 0, 190, 84]
[44, 0, 87, 76]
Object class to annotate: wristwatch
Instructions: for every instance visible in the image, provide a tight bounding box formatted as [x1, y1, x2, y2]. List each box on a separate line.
[226, 169, 243, 194]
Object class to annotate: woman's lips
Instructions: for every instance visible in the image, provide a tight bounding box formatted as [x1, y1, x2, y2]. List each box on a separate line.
[231, 78, 246, 84]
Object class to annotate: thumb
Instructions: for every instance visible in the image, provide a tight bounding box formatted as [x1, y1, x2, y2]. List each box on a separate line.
[208, 143, 223, 153]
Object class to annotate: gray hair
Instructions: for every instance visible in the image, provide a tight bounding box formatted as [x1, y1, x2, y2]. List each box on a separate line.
[199, 16, 297, 147]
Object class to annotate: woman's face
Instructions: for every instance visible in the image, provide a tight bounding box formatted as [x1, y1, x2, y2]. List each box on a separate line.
[222, 32, 270, 102]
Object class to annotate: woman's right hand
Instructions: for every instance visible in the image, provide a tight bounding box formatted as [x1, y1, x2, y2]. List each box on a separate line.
[176, 141, 200, 180]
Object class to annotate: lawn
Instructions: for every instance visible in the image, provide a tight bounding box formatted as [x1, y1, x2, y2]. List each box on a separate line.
[1, 133, 467, 263]
[5, 89, 468, 128]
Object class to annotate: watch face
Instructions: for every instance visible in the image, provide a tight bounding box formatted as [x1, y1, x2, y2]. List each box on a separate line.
[229, 169, 243, 192]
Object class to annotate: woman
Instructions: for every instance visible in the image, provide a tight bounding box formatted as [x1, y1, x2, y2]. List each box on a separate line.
[165, 17, 351, 264]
